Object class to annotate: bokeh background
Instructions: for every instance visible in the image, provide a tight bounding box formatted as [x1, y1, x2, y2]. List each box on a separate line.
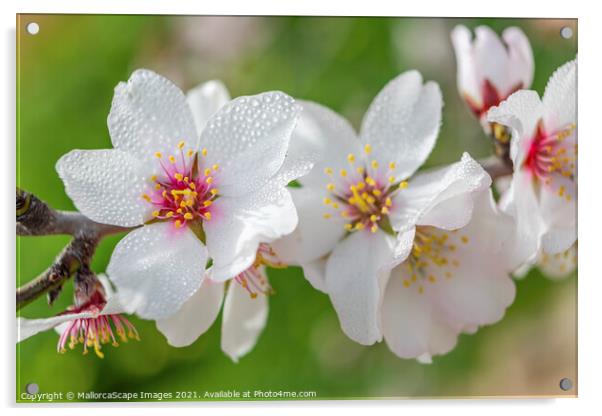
[16, 15, 577, 400]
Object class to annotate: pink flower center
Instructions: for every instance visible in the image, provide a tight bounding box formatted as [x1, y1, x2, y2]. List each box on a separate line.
[523, 120, 576, 201]
[57, 290, 139, 359]
[142, 141, 219, 229]
[464, 79, 523, 119]
[321, 144, 408, 234]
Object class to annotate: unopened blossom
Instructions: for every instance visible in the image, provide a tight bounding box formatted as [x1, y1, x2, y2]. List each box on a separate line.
[156, 244, 281, 362]
[274, 71, 503, 349]
[487, 59, 577, 264]
[17, 275, 138, 359]
[56, 70, 310, 320]
[451, 25, 534, 157]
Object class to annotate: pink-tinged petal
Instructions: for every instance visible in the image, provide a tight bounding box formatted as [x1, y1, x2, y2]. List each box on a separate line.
[187, 80, 231, 135]
[451, 25, 481, 106]
[502, 27, 534, 92]
[359, 70, 443, 180]
[56, 149, 151, 227]
[205, 181, 297, 282]
[390, 153, 490, 232]
[108, 69, 198, 163]
[487, 90, 543, 166]
[221, 279, 269, 363]
[290, 100, 361, 189]
[271, 187, 345, 266]
[107, 221, 207, 320]
[156, 277, 225, 347]
[382, 267, 458, 359]
[542, 59, 577, 133]
[426, 196, 517, 328]
[473, 26, 518, 95]
[200, 91, 301, 197]
[325, 230, 396, 345]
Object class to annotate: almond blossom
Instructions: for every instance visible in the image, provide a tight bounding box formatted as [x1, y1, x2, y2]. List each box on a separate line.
[451, 25, 534, 156]
[273, 71, 513, 352]
[18, 275, 138, 359]
[487, 59, 577, 265]
[56, 70, 309, 320]
[156, 244, 281, 362]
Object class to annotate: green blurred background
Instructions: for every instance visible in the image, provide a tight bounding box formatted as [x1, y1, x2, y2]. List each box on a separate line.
[16, 15, 577, 400]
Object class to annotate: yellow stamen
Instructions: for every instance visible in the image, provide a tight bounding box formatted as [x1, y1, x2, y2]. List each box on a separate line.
[177, 141, 185, 149]
[347, 153, 356, 163]
[364, 144, 372, 154]
[183, 213, 194, 220]
[152, 210, 160, 217]
[399, 181, 408, 189]
[174, 220, 183, 228]
[204, 212, 212, 220]
[201, 148, 208, 157]
[154, 152, 162, 159]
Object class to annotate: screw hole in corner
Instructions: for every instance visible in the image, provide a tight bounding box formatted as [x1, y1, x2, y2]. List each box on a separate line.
[26, 22, 40, 35]
[559, 377, 573, 391]
[560, 26, 573, 40]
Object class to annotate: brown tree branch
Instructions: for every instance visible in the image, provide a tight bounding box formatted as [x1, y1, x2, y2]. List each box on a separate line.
[16, 188, 133, 310]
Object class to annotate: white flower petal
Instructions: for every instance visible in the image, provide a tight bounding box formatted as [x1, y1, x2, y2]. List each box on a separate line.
[108, 69, 198, 162]
[299, 258, 328, 293]
[56, 149, 151, 227]
[487, 90, 543, 166]
[539, 176, 576, 254]
[451, 25, 481, 105]
[325, 230, 396, 345]
[472, 26, 518, 95]
[201, 91, 301, 197]
[541, 226, 577, 256]
[290, 100, 361, 188]
[502, 27, 534, 92]
[187, 80, 231, 135]
[205, 181, 298, 282]
[221, 280, 269, 362]
[18, 312, 91, 343]
[107, 221, 207, 320]
[427, 203, 516, 328]
[382, 268, 458, 359]
[156, 277, 225, 347]
[271, 187, 345, 265]
[539, 245, 577, 279]
[359, 71, 443, 180]
[500, 169, 543, 265]
[542, 59, 577, 133]
[390, 153, 490, 232]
